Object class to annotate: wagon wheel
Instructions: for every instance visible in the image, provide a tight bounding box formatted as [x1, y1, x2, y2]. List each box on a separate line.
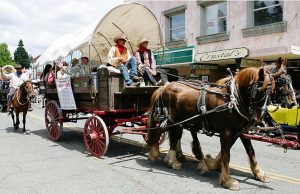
[45, 100, 63, 141]
[84, 116, 109, 157]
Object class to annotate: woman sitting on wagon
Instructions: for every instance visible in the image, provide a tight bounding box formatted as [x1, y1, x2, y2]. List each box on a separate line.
[107, 35, 142, 87]
[40, 64, 55, 87]
[134, 38, 169, 86]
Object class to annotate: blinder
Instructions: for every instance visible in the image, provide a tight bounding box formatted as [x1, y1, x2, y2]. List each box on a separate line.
[248, 74, 273, 115]
[272, 73, 295, 106]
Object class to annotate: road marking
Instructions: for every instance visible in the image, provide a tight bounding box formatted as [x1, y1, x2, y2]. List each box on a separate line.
[108, 136, 300, 185]
[27, 112, 300, 185]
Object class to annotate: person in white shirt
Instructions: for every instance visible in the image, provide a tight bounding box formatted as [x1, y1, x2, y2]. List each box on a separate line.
[2, 64, 29, 110]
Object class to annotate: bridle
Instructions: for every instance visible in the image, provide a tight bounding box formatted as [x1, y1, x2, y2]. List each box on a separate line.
[273, 73, 296, 106]
[14, 81, 34, 106]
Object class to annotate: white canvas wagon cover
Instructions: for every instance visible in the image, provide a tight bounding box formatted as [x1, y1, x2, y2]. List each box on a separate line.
[36, 2, 163, 66]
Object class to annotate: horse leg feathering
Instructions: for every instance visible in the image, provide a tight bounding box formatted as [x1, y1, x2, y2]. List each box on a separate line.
[240, 137, 269, 182]
[147, 87, 165, 161]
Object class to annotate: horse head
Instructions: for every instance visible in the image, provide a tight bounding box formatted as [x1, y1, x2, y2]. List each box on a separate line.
[266, 57, 297, 108]
[23, 81, 36, 98]
[235, 67, 275, 124]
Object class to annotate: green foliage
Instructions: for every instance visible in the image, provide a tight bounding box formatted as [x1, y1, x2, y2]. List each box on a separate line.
[0, 43, 15, 67]
[14, 39, 30, 69]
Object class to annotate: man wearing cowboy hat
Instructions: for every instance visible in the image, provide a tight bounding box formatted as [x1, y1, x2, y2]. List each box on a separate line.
[2, 64, 29, 111]
[134, 37, 169, 86]
[108, 34, 142, 86]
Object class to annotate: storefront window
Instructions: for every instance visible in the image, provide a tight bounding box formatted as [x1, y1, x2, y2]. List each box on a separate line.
[205, 2, 227, 35]
[253, 1, 283, 26]
[169, 13, 185, 41]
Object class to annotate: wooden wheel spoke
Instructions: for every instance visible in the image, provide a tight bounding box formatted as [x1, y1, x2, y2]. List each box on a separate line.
[97, 139, 105, 148]
[94, 142, 101, 154]
[91, 142, 97, 154]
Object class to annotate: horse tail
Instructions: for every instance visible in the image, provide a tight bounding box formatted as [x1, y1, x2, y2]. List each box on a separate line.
[147, 85, 168, 147]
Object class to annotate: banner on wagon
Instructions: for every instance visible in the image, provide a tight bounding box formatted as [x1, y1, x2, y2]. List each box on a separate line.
[56, 77, 76, 110]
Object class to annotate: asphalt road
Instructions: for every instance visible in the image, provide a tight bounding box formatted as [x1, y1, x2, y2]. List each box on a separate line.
[0, 103, 299, 194]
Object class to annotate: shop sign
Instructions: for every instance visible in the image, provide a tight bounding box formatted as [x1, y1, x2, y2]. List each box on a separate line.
[241, 59, 263, 67]
[291, 46, 300, 55]
[195, 47, 248, 62]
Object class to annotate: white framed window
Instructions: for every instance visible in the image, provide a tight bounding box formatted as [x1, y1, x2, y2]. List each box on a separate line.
[168, 13, 185, 42]
[252, 1, 283, 26]
[204, 2, 227, 35]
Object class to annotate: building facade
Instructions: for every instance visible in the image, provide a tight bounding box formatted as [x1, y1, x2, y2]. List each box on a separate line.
[127, 0, 300, 89]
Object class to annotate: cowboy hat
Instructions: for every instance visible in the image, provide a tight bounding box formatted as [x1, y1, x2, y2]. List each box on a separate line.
[137, 37, 151, 47]
[15, 64, 23, 69]
[113, 34, 130, 43]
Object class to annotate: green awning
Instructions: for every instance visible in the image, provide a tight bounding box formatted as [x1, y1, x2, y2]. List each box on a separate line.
[154, 46, 195, 66]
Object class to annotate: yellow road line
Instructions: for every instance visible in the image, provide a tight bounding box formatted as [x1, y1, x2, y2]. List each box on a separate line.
[28, 112, 300, 185]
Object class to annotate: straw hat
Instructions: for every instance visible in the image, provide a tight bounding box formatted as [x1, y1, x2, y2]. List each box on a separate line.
[113, 34, 129, 43]
[15, 64, 23, 69]
[71, 58, 79, 65]
[137, 38, 151, 47]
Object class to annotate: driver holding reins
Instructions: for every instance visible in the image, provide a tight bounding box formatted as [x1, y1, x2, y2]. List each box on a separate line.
[2, 64, 30, 111]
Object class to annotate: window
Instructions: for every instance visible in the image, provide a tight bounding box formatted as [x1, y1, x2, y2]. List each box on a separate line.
[168, 13, 185, 41]
[253, 1, 283, 26]
[204, 2, 227, 35]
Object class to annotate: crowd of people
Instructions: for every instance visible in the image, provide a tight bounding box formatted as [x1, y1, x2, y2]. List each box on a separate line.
[38, 34, 169, 87]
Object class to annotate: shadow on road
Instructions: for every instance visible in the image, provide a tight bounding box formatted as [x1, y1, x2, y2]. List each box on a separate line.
[27, 128, 273, 191]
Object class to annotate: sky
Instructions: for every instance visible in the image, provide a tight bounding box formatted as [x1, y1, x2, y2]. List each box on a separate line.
[0, 0, 124, 58]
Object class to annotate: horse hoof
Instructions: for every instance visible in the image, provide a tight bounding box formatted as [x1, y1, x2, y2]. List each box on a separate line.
[256, 170, 270, 183]
[222, 179, 240, 191]
[171, 161, 182, 170]
[148, 153, 159, 161]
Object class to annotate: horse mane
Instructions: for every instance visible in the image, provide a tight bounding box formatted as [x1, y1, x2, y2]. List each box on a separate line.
[234, 67, 260, 88]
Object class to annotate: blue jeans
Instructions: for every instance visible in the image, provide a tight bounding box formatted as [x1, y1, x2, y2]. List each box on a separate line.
[117, 57, 138, 85]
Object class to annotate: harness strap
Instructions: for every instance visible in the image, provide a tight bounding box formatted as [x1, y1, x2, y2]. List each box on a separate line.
[148, 101, 232, 132]
[197, 85, 213, 136]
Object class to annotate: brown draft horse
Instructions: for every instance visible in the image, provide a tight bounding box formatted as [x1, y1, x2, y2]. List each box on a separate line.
[146, 67, 275, 190]
[9, 81, 35, 133]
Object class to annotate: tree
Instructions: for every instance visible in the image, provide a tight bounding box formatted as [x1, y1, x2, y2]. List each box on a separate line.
[14, 39, 30, 69]
[0, 43, 15, 67]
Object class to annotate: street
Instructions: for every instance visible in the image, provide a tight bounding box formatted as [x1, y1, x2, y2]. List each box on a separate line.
[0, 103, 299, 194]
